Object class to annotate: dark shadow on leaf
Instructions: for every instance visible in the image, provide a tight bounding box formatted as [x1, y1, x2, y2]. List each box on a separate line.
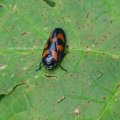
[0, 94, 5, 101]
[43, 0, 55, 7]
[0, 82, 26, 101]
[8, 82, 26, 95]
[44, 74, 57, 79]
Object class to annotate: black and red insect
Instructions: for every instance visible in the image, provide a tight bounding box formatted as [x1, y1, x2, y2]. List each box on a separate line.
[36, 28, 68, 71]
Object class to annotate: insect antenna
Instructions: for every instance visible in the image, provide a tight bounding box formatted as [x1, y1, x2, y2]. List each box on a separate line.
[36, 61, 42, 71]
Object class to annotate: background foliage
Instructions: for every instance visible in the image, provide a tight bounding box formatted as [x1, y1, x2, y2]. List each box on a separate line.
[0, 0, 120, 120]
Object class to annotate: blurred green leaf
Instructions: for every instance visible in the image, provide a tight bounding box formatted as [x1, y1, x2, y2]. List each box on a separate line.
[0, 0, 120, 120]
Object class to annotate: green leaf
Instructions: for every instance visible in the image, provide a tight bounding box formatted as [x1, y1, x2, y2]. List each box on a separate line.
[0, 0, 120, 120]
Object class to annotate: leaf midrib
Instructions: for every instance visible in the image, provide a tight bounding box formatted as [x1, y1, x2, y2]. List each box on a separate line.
[0, 48, 120, 58]
[96, 86, 120, 120]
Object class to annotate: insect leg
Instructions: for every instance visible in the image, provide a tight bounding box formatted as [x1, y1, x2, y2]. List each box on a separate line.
[59, 64, 67, 72]
[63, 51, 69, 57]
[36, 61, 42, 72]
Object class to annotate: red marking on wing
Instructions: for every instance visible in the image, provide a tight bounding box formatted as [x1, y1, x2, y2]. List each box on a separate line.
[57, 33, 64, 42]
[57, 45, 63, 52]
[50, 36, 53, 42]
[42, 49, 49, 58]
[45, 44, 48, 49]
[50, 36, 57, 42]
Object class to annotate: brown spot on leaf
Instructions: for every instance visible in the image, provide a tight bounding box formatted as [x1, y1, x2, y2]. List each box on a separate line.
[21, 32, 27, 36]
[103, 96, 107, 100]
[86, 12, 90, 18]
[110, 20, 113, 24]
[0, 4, 3, 8]
[74, 108, 80, 116]
[57, 96, 65, 103]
